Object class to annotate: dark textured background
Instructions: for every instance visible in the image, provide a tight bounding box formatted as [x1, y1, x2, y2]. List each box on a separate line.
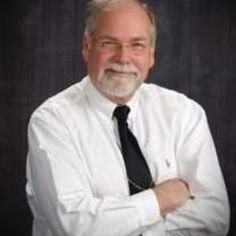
[0, 0, 235, 235]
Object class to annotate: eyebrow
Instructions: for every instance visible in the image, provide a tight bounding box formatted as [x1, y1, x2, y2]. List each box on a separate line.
[95, 35, 150, 42]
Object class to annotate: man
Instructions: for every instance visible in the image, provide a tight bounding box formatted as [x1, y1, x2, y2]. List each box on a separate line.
[26, 0, 230, 235]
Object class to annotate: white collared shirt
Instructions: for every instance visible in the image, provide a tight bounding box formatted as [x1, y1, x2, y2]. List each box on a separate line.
[26, 76, 229, 236]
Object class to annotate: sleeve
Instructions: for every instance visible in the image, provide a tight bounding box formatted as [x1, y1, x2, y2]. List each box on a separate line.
[26, 105, 161, 236]
[164, 100, 230, 235]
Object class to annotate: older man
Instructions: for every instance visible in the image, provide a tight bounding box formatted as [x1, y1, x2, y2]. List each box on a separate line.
[26, 0, 230, 235]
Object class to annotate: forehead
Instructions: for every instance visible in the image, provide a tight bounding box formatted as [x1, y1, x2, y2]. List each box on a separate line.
[93, 2, 152, 41]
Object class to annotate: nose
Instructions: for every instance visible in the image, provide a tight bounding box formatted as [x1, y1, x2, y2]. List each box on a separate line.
[113, 45, 131, 64]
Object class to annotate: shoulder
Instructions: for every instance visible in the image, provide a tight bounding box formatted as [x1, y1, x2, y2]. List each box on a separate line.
[138, 83, 209, 143]
[30, 78, 87, 124]
[139, 82, 205, 120]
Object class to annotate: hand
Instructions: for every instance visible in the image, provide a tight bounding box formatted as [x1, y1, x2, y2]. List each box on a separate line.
[152, 178, 191, 216]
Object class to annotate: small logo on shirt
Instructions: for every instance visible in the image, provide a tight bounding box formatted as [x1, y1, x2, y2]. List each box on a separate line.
[165, 159, 171, 168]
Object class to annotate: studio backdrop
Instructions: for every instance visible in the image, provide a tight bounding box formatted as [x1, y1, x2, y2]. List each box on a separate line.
[0, 0, 236, 235]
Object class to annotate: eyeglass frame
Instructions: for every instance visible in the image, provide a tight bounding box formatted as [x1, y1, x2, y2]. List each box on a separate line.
[90, 36, 153, 55]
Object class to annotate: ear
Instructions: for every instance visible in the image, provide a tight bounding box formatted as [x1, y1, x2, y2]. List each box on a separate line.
[149, 49, 155, 68]
[82, 34, 92, 62]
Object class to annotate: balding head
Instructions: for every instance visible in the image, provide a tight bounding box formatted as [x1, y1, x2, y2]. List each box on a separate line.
[84, 0, 157, 49]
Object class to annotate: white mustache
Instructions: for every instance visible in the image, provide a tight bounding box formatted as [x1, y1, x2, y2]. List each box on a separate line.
[104, 63, 138, 74]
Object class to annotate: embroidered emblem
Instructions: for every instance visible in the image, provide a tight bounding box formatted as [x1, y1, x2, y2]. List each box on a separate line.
[165, 159, 171, 168]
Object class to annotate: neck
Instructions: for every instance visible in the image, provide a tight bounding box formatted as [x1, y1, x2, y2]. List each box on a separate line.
[103, 92, 135, 106]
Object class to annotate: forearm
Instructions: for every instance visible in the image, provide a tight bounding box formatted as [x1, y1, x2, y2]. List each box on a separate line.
[27, 174, 160, 236]
[163, 193, 229, 235]
[26, 117, 161, 236]
[150, 177, 229, 235]
[164, 103, 230, 235]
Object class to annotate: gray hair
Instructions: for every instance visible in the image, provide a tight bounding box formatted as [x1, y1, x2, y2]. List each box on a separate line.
[84, 0, 157, 49]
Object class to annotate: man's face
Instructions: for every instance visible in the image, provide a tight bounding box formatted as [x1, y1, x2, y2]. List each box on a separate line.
[83, 2, 155, 104]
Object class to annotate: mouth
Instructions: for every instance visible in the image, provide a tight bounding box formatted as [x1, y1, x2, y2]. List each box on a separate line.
[105, 69, 136, 78]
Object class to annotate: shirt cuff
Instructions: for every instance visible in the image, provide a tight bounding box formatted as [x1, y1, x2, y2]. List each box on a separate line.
[130, 189, 161, 227]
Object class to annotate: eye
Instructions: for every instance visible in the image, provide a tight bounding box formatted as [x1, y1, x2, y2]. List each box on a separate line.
[100, 41, 118, 49]
[131, 42, 147, 51]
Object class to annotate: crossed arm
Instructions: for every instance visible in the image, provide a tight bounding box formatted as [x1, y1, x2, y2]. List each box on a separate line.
[26, 105, 229, 236]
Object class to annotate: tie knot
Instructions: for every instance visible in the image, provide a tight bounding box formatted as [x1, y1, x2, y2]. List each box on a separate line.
[113, 105, 130, 122]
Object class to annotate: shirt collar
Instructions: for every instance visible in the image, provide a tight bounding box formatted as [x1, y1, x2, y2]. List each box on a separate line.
[84, 76, 139, 123]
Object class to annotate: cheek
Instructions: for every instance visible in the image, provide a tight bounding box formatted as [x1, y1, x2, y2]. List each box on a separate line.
[136, 58, 153, 74]
[89, 52, 112, 69]
[133, 50, 154, 70]
[87, 53, 111, 78]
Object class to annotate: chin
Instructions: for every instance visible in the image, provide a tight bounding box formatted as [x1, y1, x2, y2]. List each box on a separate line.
[99, 85, 139, 104]
[103, 84, 136, 97]
[97, 73, 142, 101]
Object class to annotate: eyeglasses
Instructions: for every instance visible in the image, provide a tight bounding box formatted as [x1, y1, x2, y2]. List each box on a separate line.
[92, 38, 152, 55]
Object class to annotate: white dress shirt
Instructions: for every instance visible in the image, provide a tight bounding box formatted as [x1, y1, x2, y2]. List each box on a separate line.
[26, 76, 230, 236]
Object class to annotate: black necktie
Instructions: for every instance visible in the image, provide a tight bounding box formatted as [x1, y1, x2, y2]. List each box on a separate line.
[113, 105, 154, 195]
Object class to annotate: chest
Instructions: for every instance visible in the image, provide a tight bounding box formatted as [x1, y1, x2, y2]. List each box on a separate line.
[71, 107, 179, 197]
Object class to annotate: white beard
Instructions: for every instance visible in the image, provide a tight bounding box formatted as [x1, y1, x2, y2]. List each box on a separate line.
[97, 63, 141, 98]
